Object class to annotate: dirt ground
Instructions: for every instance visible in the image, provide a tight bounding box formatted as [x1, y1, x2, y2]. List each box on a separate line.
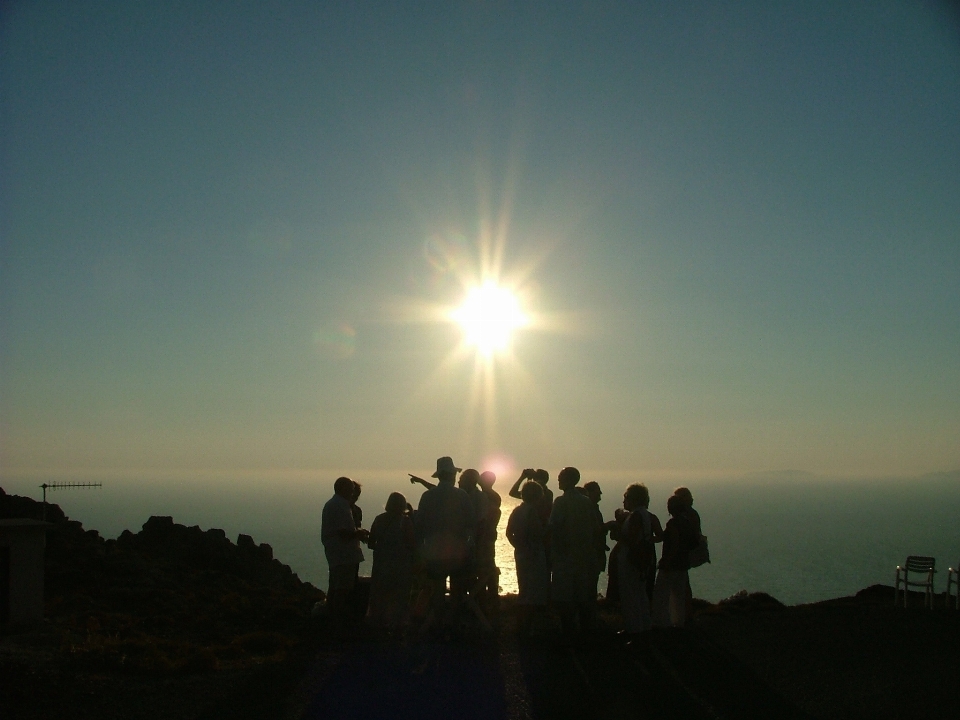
[5, 587, 959, 720]
[694, 586, 960, 720]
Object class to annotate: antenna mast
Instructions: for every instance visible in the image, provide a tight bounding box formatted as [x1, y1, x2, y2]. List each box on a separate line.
[39, 482, 102, 521]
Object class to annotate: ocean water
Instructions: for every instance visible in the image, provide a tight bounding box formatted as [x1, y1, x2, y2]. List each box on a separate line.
[3, 471, 958, 606]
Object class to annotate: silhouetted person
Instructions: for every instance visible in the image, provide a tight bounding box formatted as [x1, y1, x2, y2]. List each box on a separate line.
[366, 491, 415, 631]
[457, 468, 484, 598]
[673, 486, 703, 619]
[609, 488, 663, 606]
[582, 481, 612, 602]
[414, 457, 474, 624]
[606, 507, 626, 605]
[459, 468, 484, 525]
[509, 468, 553, 525]
[321, 476, 370, 627]
[510, 468, 553, 569]
[549, 466, 602, 636]
[350, 481, 364, 530]
[349, 481, 364, 585]
[507, 480, 549, 635]
[475, 470, 502, 613]
[617, 483, 656, 637]
[673, 487, 701, 535]
[644, 495, 664, 603]
[652, 494, 698, 627]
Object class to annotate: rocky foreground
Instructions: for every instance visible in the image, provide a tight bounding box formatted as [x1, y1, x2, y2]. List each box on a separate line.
[2, 487, 958, 720]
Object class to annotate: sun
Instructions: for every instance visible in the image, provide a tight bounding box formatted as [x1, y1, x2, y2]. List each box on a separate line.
[452, 283, 529, 356]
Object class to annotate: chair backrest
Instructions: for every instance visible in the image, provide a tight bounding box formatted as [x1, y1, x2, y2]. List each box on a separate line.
[904, 556, 935, 572]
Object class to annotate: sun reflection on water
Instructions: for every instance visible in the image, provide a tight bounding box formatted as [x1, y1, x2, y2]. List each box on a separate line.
[494, 493, 521, 595]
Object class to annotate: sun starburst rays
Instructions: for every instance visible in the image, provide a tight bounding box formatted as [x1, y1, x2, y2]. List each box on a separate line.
[451, 282, 529, 357]
[383, 157, 584, 458]
[388, 270, 539, 458]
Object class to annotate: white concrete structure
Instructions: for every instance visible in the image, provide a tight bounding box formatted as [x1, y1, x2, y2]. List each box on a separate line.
[0, 519, 52, 626]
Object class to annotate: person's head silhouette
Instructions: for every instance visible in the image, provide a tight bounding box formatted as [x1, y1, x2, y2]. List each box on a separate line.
[334, 476, 354, 498]
[431, 456, 461, 484]
[521, 480, 543, 504]
[385, 492, 407, 515]
[479, 470, 496, 489]
[459, 468, 480, 492]
[623, 483, 649, 511]
[583, 480, 602, 504]
[673, 487, 694, 508]
[667, 494, 685, 517]
[557, 466, 581, 492]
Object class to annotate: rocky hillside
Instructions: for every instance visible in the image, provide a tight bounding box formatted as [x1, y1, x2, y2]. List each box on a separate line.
[1, 487, 323, 673]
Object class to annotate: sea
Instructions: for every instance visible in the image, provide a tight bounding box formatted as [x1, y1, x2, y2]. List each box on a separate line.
[3, 470, 958, 606]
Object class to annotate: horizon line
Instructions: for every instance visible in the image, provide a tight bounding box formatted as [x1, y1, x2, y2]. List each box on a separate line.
[2, 466, 958, 485]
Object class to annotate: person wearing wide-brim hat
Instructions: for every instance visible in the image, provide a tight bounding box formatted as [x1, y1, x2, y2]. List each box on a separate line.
[431, 455, 461, 478]
[413, 456, 474, 625]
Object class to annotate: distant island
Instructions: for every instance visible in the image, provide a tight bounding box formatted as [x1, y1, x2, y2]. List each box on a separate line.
[1, 487, 957, 720]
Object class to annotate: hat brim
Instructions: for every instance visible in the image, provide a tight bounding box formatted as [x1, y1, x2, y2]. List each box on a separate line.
[431, 466, 461, 478]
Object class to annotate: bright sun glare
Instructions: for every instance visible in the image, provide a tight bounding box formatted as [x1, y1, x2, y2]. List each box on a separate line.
[452, 283, 528, 356]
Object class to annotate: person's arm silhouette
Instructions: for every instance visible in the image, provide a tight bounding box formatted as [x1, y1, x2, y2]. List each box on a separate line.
[509, 469, 535, 499]
[409, 474, 436, 490]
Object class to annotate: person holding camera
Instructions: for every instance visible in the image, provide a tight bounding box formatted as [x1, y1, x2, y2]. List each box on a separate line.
[510, 468, 554, 570]
[506, 479, 549, 635]
[509, 468, 553, 523]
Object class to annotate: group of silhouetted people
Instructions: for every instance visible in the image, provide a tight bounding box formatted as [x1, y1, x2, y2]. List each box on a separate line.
[606, 484, 704, 638]
[320, 457, 706, 639]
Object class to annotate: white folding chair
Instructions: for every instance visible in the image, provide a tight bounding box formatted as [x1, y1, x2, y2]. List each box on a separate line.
[894, 556, 936, 609]
[946, 561, 959, 610]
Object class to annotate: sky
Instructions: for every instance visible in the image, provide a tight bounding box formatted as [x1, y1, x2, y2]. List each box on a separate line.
[2, 1, 959, 483]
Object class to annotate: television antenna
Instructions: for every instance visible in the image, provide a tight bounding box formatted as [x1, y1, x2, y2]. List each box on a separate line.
[39, 482, 102, 521]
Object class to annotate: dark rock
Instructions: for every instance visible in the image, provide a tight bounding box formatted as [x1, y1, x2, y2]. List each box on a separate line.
[143, 515, 175, 534]
[854, 583, 894, 602]
[716, 590, 786, 612]
[258, 543, 273, 561]
[0, 486, 67, 522]
[1, 488, 324, 673]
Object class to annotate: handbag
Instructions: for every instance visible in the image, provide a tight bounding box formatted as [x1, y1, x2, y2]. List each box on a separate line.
[688, 534, 710, 568]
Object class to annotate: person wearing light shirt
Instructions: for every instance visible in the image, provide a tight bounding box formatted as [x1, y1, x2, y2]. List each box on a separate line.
[321, 476, 369, 625]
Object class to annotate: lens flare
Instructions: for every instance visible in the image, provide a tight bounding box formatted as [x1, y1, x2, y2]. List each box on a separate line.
[312, 323, 356, 359]
[452, 283, 528, 356]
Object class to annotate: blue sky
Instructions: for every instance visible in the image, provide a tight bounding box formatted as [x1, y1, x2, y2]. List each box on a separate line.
[2, 1, 958, 480]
